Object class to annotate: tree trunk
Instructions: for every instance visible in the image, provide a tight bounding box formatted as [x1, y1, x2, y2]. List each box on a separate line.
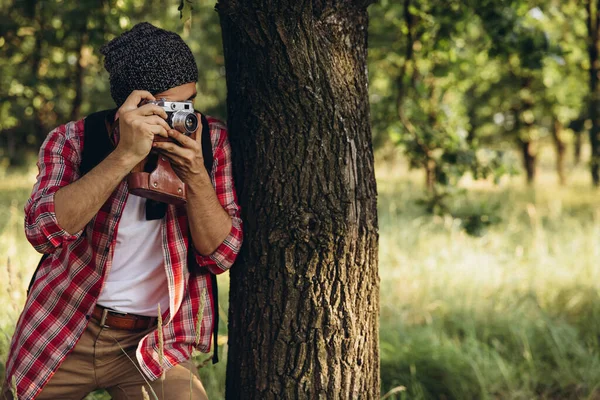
[218, 1, 380, 399]
[465, 87, 478, 145]
[552, 119, 567, 186]
[519, 139, 536, 185]
[425, 159, 436, 192]
[574, 130, 583, 166]
[515, 77, 537, 186]
[587, 0, 600, 185]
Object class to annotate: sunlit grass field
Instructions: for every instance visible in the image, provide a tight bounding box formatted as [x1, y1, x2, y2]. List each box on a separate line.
[2, 154, 600, 399]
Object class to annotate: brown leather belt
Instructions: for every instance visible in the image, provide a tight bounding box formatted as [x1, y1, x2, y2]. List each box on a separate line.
[92, 305, 157, 331]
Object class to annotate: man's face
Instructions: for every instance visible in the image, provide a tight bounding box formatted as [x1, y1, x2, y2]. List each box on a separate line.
[154, 82, 197, 103]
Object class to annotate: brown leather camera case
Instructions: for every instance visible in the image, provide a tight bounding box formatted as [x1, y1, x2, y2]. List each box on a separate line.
[127, 127, 197, 205]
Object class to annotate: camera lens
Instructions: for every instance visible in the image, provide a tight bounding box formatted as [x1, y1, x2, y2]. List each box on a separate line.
[185, 115, 197, 130]
[171, 111, 198, 134]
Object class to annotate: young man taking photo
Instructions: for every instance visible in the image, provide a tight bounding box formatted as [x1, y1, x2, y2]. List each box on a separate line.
[1, 22, 242, 400]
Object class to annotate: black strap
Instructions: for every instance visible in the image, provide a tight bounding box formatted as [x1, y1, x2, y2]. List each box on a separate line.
[80, 109, 117, 176]
[210, 272, 219, 364]
[199, 113, 213, 170]
[198, 113, 219, 364]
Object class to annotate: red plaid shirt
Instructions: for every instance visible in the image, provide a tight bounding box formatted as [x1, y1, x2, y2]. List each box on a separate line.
[5, 115, 242, 400]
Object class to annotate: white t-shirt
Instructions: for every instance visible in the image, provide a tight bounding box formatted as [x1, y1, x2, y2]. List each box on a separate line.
[97, 194, 170, 317]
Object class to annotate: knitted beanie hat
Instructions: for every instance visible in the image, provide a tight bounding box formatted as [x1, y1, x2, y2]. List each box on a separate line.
[100, 22, 198, 107]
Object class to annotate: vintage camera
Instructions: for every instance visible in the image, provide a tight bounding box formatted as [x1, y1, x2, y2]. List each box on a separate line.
[145, 99, 198, 134]
[127, 99, 200, 205]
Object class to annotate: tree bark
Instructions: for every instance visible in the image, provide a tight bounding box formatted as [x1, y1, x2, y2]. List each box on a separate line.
[587, 0, 600, 185]
[568, 116, 586, 166]
[218, 1, 380, 399]
[552, 119, 567, 186]
[465, 87, 478, 145]
[514, 76, 537, 186]
[519, 139, 536, 185]
[574, 130, 583, 166]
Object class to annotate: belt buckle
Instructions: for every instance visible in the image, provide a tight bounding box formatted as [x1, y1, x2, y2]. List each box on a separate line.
[99, 307, 128, 328]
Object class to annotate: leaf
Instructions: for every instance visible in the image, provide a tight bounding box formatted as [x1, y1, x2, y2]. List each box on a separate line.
[179, 0, 194, 22]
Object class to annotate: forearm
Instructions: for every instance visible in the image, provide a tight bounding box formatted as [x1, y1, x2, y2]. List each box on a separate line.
[54, 150, 137, 234]
[186, 169, 232, 256]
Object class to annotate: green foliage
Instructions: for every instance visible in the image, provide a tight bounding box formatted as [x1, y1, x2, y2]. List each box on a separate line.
[368, 0, 589, 207]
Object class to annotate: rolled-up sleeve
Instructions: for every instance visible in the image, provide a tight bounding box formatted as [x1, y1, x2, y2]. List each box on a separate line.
[194, 120, 243, 274]
[24, 122, 83, 254]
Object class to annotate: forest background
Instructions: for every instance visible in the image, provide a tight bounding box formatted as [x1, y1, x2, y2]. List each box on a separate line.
[2, 0, 600, 399]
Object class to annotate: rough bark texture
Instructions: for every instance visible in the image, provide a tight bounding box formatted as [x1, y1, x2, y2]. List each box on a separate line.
[519, 139, 536, 185]
[218, 1, 380, 399]
[587, 0, 600, 185]
[574, 130, 583, 166]
[552, 119, 566, 186]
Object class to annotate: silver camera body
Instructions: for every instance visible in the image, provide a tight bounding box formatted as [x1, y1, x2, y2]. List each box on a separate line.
[146, 99, 198, 134]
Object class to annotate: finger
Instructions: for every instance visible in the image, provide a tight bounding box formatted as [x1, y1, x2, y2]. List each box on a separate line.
[157, 151, 184, 167]
[168, 129, 197, 149]
[153, 141, 188, 157]
[119, 90, 155, 113]
[144, 115, 171, 132]
[136, 104, 168, 119]
[145, 123, 169, 138]
[194, 112, 203, 144]
[154, 144, 197, 166]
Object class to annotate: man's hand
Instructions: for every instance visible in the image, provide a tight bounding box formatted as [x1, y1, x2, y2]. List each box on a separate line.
[153, 114, 206, 186]
[152, 114, 233, 256]
[115, 90, 171, 166]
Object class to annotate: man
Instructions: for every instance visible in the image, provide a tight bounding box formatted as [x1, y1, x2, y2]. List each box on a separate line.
[1, 22, 242, 400]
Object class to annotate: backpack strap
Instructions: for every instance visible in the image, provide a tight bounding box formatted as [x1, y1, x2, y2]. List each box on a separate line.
[199, 113, 214, 173]
[81, 109, 117, 176]
[193, 112, 219, 364]
[210, 271, 219, 364]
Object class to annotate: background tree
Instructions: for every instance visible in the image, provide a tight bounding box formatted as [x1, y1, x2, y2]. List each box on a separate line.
[217, 0, 380, 398]
[586, 0, 600, 185]
[369, 0, 587, 203]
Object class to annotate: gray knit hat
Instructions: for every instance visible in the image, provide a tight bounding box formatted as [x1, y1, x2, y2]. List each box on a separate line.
[100, 22, 198, 107]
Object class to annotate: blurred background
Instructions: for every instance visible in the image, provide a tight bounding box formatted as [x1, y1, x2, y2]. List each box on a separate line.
[1, 0, 600, 399]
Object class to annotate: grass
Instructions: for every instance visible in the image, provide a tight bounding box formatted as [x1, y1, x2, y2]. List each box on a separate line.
[2, 155, 600, 399]
[377, 157, 600, 399]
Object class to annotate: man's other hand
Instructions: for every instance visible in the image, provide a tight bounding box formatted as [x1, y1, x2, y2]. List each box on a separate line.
[115, 90, 171, 165]
[153, 117, 206, 186]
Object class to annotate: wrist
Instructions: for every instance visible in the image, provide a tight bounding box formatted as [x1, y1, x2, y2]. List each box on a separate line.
[186, 169, 212, 193]
[109, 148, 141, 172]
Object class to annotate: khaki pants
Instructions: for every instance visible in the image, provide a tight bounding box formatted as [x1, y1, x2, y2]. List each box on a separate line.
[2, 317, 208, 400]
